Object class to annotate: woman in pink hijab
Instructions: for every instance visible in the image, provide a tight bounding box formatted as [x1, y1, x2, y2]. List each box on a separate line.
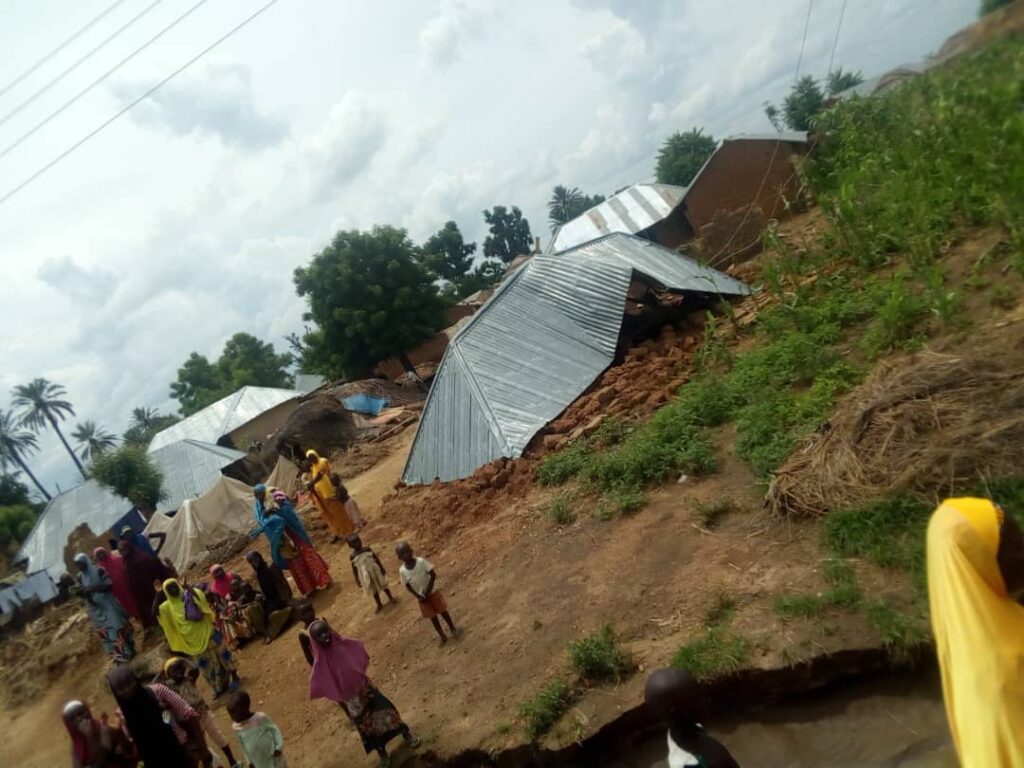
[307, 619, 420, 767]
[208, 564, 235, 600]
[93, 546, 140, 621]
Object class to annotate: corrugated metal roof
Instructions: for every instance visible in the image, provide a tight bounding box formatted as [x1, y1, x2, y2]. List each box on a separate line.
[548, 183, 687, 254]
[148, 386, 298, 451]
[402, 233, 750, 484]
[294, 374, 326, 393]
[17, 481, 135, 579]
[149, 439, 245, 513]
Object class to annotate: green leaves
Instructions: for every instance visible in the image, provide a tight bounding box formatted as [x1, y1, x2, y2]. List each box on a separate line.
[90, 445, 165, 512]
[654, 128, 715, 187]
[482, 206, 533, 264]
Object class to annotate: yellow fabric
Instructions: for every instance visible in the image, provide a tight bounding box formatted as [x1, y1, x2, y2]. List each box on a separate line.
[157, 578, 214, 656]
[927, 497, 1024, 768]
[163, 657, 184, 675]
[305, 450, 336, 501]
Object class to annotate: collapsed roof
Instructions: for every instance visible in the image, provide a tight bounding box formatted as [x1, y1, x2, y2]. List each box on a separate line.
[147, 439, 246, 513]
[148, 386, 299, 451]
[401, 233, 750, 484]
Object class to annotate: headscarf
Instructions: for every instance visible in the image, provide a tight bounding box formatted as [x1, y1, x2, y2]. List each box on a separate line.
[62, 700, 99, 764]
[308, 625, 370, 703]
[107, 666, 187, 768]
[927, 497, 1024, 767]
[73, 552, 127, 632]
[121, 540, 169, 628]
[94, 546, 140, 619]
[253, 485, 312, 569]
[247, 551, 293, 612]
[120, 527, 157, 557]
[208, 564, 234, 599]
[156, 578, 213, 656]
[305, 449, 338, 501]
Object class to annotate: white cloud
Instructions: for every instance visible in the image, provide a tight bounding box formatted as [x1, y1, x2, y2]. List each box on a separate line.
[579, 16, 647, 82]
[419, 0, 498, 68]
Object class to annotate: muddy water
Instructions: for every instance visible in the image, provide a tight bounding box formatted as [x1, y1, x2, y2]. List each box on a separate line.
[608, 670, 957, 768]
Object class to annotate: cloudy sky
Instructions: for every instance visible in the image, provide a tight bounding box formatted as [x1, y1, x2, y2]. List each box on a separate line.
[0, 0, 976, 494]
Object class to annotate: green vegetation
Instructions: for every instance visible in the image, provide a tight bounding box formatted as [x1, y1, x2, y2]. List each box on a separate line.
[420, 220, 502, 298]
[567, 625, 631, 682]
[672, 593, 749, 680]
[548, 185, 605, 230]
[704, 593, 737, 625]
[692, 498, 735, 530]
[71, 420, 117, 461]
[764, 68, 864, 131]
[547, 493, 575, 525]
[123, 407, 179, 448]
[12, 377, 86, 480]
[518, 678, 571, 740]
[775, 558, 861, 619]
[862, 598, 928, 663]
[655, 128, 716, 187]
[90, 445, 165, 513]
[0, 409, 50, 501]
[482, 205, 533, 264]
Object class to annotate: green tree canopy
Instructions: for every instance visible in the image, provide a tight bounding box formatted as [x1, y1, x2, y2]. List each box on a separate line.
[655, 128, 716, 187]
[72, 420, 117, 461]
[826, 68, 865, 97]
[547, 185, 605, 230]
[90, 445, 165, 512]
[0, 409, 50, 501]
[12, 377, 85, 479]
[123, 407, 180, 447]
[293, 225, 449, 379]
[0, 504, 37, 547]
[765, 69, 863, 131]
[170, 333, 294, 416]
[482, 206, 533, 264]
[980, 0, 1013, 15]
[421, 221, 477, 284]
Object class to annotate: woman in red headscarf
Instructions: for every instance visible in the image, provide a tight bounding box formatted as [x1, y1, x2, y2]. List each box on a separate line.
[62, 699, 136, 767]
[92, 546, 140, 621]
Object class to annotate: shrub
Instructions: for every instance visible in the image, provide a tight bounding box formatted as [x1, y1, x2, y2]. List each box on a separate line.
[518, 679, 571, 740]
[671, 627, 750, 681]
[547, 493, 574, 525]
[567, 625, 631, 682]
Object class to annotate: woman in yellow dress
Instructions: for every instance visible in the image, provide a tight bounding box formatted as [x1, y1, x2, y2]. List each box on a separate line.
[304, 449, 353, 542]
[927, 497, 1024, 767]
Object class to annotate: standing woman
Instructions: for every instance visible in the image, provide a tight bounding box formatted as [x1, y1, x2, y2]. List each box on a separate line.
[117, 538, 168, 630]
[71, 553, 136, 662]
[156, 578, 240, 697]
[252, 484, 331, 597]
[107, 666, 200, 768]
[304, 449, 354, 542]
[92, 547, 141, 623]
[307, 619, 419, 767]
[927, 497, 1024, 766]
[62, 699, 135, 768]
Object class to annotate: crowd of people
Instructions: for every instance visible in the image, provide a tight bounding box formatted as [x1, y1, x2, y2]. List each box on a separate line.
[63, 471, 1024, 767]
[63, 448, 456, 768]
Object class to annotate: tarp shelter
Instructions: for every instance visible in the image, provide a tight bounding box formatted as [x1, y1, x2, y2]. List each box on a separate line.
[143, 476, 256, 574]
[17, 483, 145, 580]
[149, 439, 246, 513]
[342, 393, 390, 415]
[0, 572, 59, 613]
[402, 233, 750, 484]
[265, 455, 301, 495]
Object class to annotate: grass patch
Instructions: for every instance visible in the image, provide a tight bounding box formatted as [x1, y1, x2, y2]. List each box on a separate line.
[594, 487, 645, 520]
[693, 498, 735, 530]
[547, 493, 575, 525]
[493, 722, 511, 737]
[537, 441, 591, 486]
[703, 593, 737, 625]
[671, 626, 750, 681]
[518, 679, 571, 741]
[567, 625, 632, 683]
[990, 283, 1018, 310]
[774, 558, 861, 620]
[862, 598, 927, 663]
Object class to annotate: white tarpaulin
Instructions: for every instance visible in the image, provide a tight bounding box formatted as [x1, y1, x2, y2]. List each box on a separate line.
[144, 475, 255, 574]
[265, 455, 301, 495]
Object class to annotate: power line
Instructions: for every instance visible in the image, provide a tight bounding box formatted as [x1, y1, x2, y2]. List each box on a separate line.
[0, 0, 132, 101]
[793, 0, 815, 83]
[0, 0, 212, 163]
[827, 0, 849, 75]
[0, 0, 283, 208]
[0, 0, 167, 131]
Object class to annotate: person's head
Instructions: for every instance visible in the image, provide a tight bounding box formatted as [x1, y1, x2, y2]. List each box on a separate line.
[72, 553, 89, 573]
[62, 700, 93, 734]
[346, 534, 362, 551]
[309, 618, 332, 646]
[336, 482, 349, 501]
[395, 541, 415, 565]
[164, 657, 187, 683]
[246, 551, 266, 570]
[229, 574, 245, 594]
[306, 449, 320, 463]
[644, 668, 701, 724]
[294, 598, 316, 626]
[116, 538, 131, 558]
[120, 525, 134, 539]
[93, 547, 109, 562]
[210, 564, 226, 581]
[226, 690, 253, 723]
[107, 665, 141, 701]
[299, 458, 311, 473]
[163, 579, 182, 599]
[997, 509, 1024, 601]
[253, 483, 267, 502]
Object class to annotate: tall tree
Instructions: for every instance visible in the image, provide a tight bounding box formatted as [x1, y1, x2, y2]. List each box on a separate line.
[123, 407, 179, 447]
[293, 225, 449, 379]
[765, 75, 834, 131]
[547, 185, 605, 230]
[826, 67, 865, 97]
[0, 503, 37, 547]
[72, 420, 117, 461]
[12, 378, 85, 479]
[421, 221, 477, 286]
[90, 445, 165, 512]
[482, 206, 533, 264]
[170, 333, 294, 416]
[0, 409, 50, 501]
[655, 128, 716, 187]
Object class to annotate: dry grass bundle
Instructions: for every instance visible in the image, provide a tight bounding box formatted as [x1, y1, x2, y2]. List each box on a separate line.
[766, 340, 1024, 517]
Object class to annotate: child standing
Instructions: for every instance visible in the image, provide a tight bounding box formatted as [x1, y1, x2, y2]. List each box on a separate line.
[162, 657, 239, 768]
[644, 668, 740, 768]
[335, 479, 366, 529]
[228, 690, 287, 768]
[396, 541, 459, 646]
[348, 535, 397, 612]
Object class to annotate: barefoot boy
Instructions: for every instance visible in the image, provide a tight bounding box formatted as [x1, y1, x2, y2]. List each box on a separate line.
[347, 535, 396, 612]
[644, 668, 740, 768]
[396, 541, 459, 645]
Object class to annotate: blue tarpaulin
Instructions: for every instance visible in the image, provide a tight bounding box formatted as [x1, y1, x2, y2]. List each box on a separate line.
[342, 393, 390, 415]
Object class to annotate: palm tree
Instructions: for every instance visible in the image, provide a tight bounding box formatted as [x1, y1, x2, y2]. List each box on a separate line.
[548, 185, 585, 231]
[12, 378, 86, 479]
[130, 406, 159, 431]
[72, 420, 117, 461]
[0, 409, 51, 501]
